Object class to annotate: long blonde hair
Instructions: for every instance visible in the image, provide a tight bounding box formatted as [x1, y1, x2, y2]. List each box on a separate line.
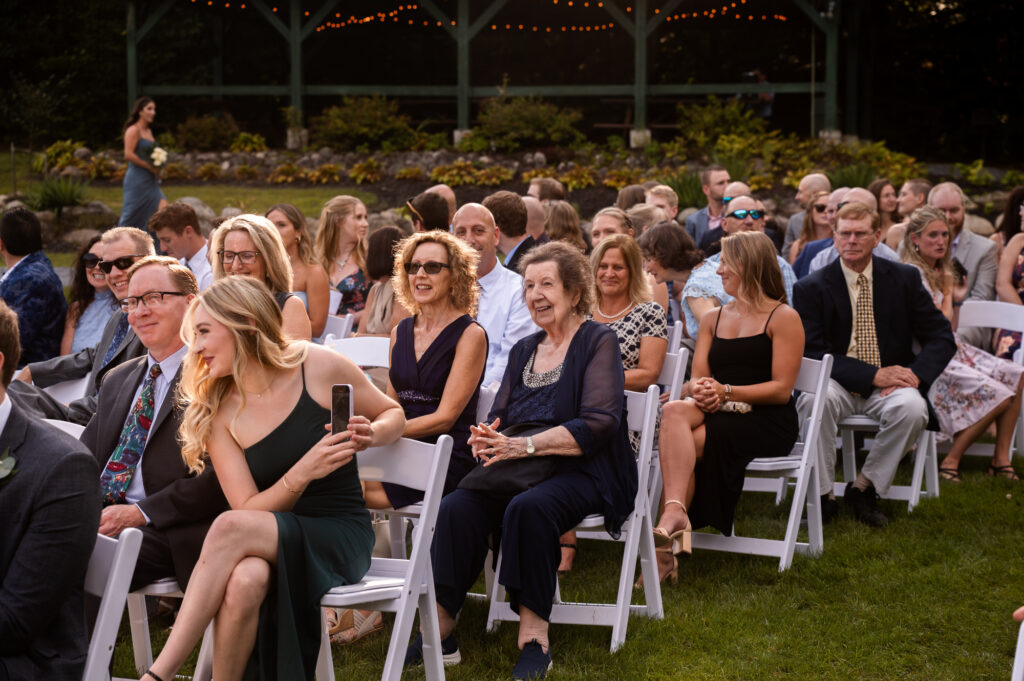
[316, 195, 367, 275]
[901, 205, 951, 294]
[178, 277, 308, 473]
[720, 231, 787, 307]
[210, 214, 294, 295]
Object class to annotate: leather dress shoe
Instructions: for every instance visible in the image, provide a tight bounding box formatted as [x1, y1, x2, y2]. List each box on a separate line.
[821, 494, 839, 524]
[844, 482, 888, 527]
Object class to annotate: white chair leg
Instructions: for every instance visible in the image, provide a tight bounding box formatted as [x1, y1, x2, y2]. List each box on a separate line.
[419, 580, 445, 681]
[923, 431, 939, 500]
[126, 593, 153, 676]
[841, 428, 857, 485]
[315, 607, 335, 681]
[192, 623, 215, 681]
[635, 510, 663, 620]
[389, 515, 407, 559]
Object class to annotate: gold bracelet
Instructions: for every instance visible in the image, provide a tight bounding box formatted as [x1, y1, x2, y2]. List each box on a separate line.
[281, 474, 303, 494]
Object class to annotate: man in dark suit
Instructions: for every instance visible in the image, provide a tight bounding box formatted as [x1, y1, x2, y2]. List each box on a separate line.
[0, 301, 101, 681]
[0, 209, 67, 365]
[81, 255, 226, 590]
[9, 226, 156, 424]
[793, 202, 956, 526]
[485, 190, 532, 274]
[684, 164, 730, 247]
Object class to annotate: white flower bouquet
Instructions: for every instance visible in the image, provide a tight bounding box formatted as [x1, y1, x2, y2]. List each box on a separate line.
[151, 147, 168, 167]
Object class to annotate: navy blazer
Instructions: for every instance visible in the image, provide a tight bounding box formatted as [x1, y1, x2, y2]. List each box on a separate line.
[793, 257, 956, 404]
[684, 206, 710, 246]
[0, 403, 100, 681]
[0, 251, 67, 366]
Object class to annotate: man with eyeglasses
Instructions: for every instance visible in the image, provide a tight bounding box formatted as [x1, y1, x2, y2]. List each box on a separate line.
[451, 203, 538, 387]
[81, 255, 226, 592]
[9, 227, 154, 423]
[0, 208, 67, 366]
[806, 188, 900, 277]
[793, 202, 956, 527]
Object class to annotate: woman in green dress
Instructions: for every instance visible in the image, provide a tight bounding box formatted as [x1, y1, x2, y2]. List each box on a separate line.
[143, 276, 405, 681]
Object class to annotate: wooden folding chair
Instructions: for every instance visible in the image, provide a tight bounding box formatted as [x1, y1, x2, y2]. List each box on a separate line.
[315, 435, 453, 681]
[485, 386, 662, 652]
[82, 528, 143, 681]
[691, 354, 833, 571]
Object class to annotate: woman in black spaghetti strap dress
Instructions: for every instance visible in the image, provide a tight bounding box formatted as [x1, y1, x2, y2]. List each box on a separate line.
[652, 232, 805, 583]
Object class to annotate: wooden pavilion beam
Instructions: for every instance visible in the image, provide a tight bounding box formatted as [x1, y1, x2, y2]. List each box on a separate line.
[790, 0, 841, 132]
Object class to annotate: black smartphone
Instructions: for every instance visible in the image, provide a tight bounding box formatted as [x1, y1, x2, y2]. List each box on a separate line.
[952, 258, 968, 286]
[331, 384, 353, 436]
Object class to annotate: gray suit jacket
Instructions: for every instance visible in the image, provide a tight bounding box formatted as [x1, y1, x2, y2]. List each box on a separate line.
[0, 403, 101, 681]
[81, 356, 227, 588]
[684, 206, 710, 246]
[9, 310, 146, 424]
[953, 228, 999, 348]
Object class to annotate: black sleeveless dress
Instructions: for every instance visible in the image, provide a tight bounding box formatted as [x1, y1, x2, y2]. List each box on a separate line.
[242, 363, 373, 681]
[382, 314, 483, 508]
[688, 305, 799, 535]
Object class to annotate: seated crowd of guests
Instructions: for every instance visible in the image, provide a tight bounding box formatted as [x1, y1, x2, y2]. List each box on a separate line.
[2, 170, 1023, 681]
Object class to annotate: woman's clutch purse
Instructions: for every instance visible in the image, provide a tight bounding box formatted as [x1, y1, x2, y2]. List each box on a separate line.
[719, 400, 753, 414]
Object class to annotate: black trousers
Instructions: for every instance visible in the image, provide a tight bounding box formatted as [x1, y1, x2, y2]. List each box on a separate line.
[431, 471, 601, 622]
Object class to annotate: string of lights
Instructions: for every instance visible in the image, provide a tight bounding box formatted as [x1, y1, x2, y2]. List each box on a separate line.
[186, 0, 787, 31]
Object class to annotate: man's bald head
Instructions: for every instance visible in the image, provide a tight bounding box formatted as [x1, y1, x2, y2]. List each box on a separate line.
[451, 203, 499, 275]
[796, 173, 831, 207]
[843, 187, 878, 212]
[724, 181, 752, 199]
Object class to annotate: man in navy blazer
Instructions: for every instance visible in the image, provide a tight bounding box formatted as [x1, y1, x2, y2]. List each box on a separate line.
[793, 202, 956, 526]
[684, 165, 730, 247]
[0, 301, 101, 681]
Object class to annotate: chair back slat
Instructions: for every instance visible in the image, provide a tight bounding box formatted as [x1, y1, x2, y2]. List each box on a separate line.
[325, 336, 391, 367]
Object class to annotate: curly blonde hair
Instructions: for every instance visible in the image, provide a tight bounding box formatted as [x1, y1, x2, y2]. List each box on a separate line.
[392, 230, 480, 316]
[210, 214, 294, 295]
[178, 277, 308, 473]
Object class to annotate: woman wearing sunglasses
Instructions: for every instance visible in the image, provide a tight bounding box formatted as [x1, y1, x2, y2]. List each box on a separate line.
[61, 236, 119, 354]
[361, 230, 487, 511]
[788, 190, 832, 265]
[210, 214, 313, 341]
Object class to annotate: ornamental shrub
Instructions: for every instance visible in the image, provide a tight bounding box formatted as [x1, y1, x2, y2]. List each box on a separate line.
[28, 176, 87, 216]
[33, 139, 84, 173]
[310, 96, 417, 152]
[175, 113, 240, 152]
[230, 132, 268, 153]
[461, 96, 584, 152]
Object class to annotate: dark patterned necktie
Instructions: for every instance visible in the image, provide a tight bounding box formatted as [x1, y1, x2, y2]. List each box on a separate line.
[99, 364, 162, 505]
[854, 274, 881, 367]
[101, 314, 131, 368]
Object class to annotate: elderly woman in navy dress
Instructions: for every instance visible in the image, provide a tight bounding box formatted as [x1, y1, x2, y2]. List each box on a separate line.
[120, 97, 166, 230]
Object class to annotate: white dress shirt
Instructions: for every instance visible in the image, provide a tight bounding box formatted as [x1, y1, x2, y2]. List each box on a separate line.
[183, 241, 214, 291]
[121, 345, 187, 508]
[475, 261, 539, 387]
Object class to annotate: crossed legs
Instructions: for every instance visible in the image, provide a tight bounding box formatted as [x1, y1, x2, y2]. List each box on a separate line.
[147, 510, 278, 681]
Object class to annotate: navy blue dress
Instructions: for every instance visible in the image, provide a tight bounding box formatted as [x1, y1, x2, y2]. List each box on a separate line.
[382, 314, 483, 508]
[119, 137, 165, 229]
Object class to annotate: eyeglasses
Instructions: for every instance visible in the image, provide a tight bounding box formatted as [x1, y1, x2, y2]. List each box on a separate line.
[120, 291, 187, 313]
[726, 209, 764, 220]
[835, 230, 875, 242]
[403, 261, 451, 275]
[98, 255, 145, 274]
[219, 250, 260, 265]
[82, 253, 101, 269]
[813, 204, 828, 213]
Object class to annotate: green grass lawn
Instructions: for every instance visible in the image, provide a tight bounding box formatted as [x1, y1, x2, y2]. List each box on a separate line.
[2, 151, 376, 219]
[111, 454, 1024, 681]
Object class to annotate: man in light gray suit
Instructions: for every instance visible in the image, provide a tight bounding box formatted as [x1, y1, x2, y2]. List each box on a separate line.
[929, 182, 998, 349]
[0, 300, 101, 681]
[9, 227, 155, 423]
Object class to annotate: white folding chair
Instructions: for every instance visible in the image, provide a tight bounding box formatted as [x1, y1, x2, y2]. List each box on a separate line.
[833, 418, 938, 512]
[324, 335, 392, 368]
[1012, 616, 1024, 681]
[648, 347, 689, 523]
[41, 375, 90, 404]
[82, 528, 143, 681]
[690, 355, 832, 571]
[328, 289, 343, 316]
[945, 300, 1024, 462]
[485, 386, 662, 652]
[315, 435, 453, 681]
[667, 320, 683, 351]
[476, 381, 500, 425]
[323, 313, 355, 341]
[42, 418, 86, 438]
[114, 578, 214, 681]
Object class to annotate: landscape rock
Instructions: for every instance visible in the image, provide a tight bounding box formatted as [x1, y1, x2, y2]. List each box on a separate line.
[63, 228, 102, 249]
[220, 207, 242, 219]
[60, 166, 84, 178]
[73, 147, 92, 161]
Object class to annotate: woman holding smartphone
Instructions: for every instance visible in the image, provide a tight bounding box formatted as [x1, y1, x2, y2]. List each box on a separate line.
[140, 276, 405, 681]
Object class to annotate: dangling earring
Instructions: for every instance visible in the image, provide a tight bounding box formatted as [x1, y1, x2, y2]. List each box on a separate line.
[914, 244, 920, 253]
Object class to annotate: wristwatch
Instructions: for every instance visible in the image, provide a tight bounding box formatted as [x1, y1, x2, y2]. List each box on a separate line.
[525, 436, 536, 456]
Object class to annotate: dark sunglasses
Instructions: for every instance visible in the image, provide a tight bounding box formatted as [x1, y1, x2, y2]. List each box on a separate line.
[726, 209, 764, 220]
[98, 255, 144, 274]
[404, 261, 450, 275]
[82, 253, 101, 269]
[813, 204, 828, 213]
[722, 196, 734, 204]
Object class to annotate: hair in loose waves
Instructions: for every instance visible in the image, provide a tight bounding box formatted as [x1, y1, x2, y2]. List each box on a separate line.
[719, 231, 787, 307]
[590, 234, 651, 306]
[901, 205, 951, 295]
[315, 195, 367, 275]
[392, 230, 480, 316]
[210, 214, 294, 295]
[178, 276, 308, 473]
